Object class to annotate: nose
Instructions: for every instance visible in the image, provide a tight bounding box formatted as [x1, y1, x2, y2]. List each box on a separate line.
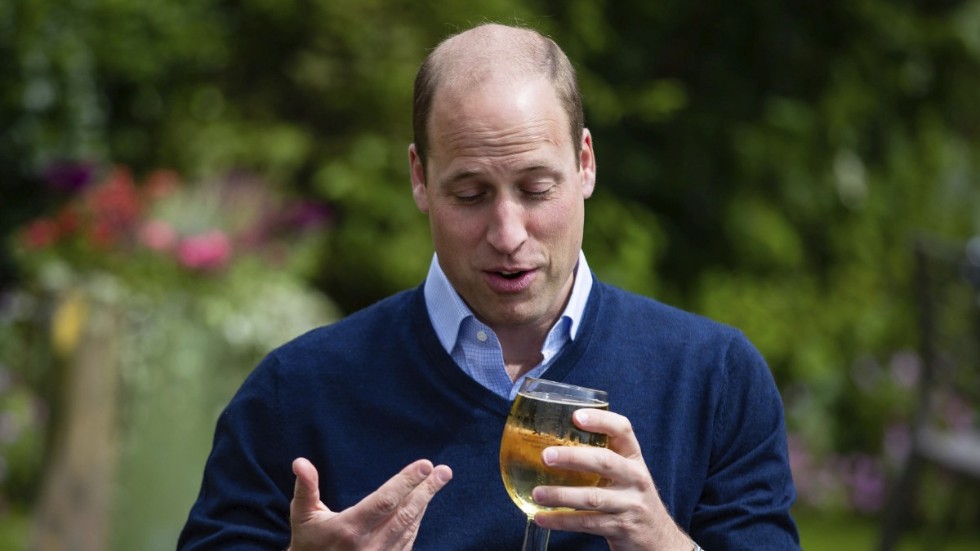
[486, 196, 528, 254]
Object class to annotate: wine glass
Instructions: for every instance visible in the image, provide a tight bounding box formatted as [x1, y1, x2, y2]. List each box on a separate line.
[499, 377, 609, 551]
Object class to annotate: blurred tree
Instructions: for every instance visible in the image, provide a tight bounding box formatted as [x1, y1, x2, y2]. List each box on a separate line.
[542, 1, 980, 465]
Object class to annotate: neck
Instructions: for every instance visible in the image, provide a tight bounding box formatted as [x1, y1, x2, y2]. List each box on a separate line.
[495, 326, 547, 382]
[493, 271, 577, 382]
[505, 356, 544, 382]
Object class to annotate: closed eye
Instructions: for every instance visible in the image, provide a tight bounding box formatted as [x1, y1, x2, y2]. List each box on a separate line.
[522, 178, 559, 199]
[524, 186, 555, 199]
[453, 191, 486, 204]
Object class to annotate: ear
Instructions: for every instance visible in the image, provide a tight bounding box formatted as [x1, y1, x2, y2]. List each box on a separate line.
[579, 129, 596, 199]
[408, 144, 429, 213]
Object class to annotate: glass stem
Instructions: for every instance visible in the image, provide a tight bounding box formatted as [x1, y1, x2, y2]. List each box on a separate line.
[521, 516, 550, 551]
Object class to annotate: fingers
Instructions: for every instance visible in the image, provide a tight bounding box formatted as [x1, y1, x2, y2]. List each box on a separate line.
[530, 410, 652, 515]
[530, 454, 654, 540]
[534, 507, 618, 537]
[347, 459, 453, 532]
[573, 409, 642, 458]
[543, 409, 648, 489]
[289, 458, 452, 551]
[535, 411, 690, 549]
[533, 484, 688, 550]
[533, 484, 627, 516]
[370, 461, 451, 549]
[541, 443, 643, 484]
[534, 444, 641, 516]
[292, 457, 329, 518]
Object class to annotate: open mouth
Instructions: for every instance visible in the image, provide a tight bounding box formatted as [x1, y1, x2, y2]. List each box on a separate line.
[485, 268, 535, 292]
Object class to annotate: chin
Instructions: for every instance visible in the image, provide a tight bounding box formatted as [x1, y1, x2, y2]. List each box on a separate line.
[486, 307, 543, 329]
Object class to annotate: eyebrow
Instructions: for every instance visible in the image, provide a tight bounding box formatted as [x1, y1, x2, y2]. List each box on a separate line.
[441, 164, 563, 187]
[441, 169, 483, 186]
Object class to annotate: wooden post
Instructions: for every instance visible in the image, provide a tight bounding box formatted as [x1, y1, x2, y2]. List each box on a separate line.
[32, 293, 121, 551]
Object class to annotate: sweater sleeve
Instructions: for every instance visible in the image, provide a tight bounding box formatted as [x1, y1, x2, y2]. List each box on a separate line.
[691, 332, 801, 550]
[177, 353, 294, 550]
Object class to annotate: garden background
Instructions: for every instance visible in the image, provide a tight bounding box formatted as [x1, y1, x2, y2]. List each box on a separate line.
[1, 0, 979, 549]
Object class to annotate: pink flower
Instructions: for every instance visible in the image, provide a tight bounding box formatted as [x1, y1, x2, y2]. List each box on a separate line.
[177, 231, 232, 271]
[139, 220, 178, 252]
[81, 167, 143, 248]
[19, 218, 60, 249]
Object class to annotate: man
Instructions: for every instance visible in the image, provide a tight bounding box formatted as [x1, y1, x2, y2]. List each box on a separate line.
[178, 23, 800, 550]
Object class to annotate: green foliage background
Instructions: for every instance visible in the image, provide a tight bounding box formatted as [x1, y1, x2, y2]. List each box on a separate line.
[1, 0, 979, 547]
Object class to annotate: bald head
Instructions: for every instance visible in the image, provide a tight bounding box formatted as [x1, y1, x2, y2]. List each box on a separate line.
[412, 23, 584, 173]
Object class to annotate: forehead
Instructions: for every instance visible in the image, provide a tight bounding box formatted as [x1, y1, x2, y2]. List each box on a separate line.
[427, 78, 573, 168]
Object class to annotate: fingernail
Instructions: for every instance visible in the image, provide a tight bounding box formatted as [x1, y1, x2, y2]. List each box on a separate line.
[418, 463, 432, 476]
[437, 467, 452, 483]
[542, 448, 557, 465]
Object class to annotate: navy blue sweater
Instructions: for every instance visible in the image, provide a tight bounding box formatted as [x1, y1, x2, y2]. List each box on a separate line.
[178, 281, 800, 550]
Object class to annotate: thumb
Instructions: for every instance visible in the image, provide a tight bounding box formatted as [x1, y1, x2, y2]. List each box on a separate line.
[291, 457, 330, 518]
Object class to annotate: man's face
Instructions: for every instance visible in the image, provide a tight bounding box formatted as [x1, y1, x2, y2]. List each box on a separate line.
[409, 77, 596, 335]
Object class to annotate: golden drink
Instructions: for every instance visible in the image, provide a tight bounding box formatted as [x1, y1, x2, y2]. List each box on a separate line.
[500, 391, 609, 517]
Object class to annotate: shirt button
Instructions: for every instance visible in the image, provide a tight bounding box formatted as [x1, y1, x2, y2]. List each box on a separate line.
[476, 330, 488, 342]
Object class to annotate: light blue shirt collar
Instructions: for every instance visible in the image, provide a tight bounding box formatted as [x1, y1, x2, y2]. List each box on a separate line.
[423, 251, 593, 398]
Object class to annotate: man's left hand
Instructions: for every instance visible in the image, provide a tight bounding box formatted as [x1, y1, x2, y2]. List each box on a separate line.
[530, 409, 693, 551]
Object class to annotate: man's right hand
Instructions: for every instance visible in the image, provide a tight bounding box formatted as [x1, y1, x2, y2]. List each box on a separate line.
[288, 457, 453, 551]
